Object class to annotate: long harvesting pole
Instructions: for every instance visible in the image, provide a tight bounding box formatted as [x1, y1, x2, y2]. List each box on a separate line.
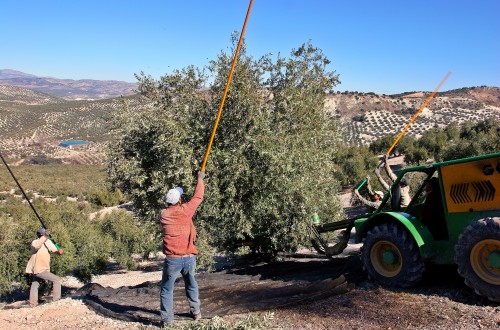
[0, 151, 47, 229]
[355, 72, 451, 191]
[200, 0, 254, 171]
[0, 151, 60, 248]
[385, 72, 451, 156]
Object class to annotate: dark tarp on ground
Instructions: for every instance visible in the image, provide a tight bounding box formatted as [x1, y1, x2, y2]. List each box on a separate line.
[81, 256, 364, 324]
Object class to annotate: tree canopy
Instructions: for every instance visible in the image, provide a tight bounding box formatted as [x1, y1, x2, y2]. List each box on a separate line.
[107, 39, 345, 261]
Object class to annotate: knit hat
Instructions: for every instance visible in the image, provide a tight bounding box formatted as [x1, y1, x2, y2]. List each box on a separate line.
[165, 187, 184, 205]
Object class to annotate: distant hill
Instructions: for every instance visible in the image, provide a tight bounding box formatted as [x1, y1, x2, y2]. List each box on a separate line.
[0, 69, 137, 100]
[0, 83, 498, 165]
[325, 86, 500, 145]
[0, 84, 148, 165]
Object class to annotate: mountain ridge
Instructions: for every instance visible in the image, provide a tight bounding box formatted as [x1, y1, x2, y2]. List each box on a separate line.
[0, 69, 137, 100]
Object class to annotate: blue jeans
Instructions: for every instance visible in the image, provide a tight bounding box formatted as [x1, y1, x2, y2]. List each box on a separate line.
[160, 255, 200, 323]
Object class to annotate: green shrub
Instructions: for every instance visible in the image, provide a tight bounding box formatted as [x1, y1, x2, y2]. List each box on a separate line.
[0, 214, 22, 295]
[0, 196, 155, 295]
[370, 119, 499, 165]
[332, 145, 378, 186]
[99, 211, 154, 270]
[87, 188, 124, 207]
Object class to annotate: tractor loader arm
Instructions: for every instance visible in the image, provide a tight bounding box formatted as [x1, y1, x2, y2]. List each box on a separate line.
[310, 218, 355, 257]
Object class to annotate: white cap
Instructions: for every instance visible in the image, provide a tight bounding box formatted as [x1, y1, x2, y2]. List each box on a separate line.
[374, 190, 384, 199]
[165, 187, 183, 205]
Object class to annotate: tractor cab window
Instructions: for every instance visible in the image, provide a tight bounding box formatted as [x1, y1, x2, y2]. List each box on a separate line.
[405, 172, 449, 240]
[420, 175, 448, 240]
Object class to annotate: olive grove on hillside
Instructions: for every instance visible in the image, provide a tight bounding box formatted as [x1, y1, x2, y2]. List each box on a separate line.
[107, 39, 346, 262]
[370, 118, 500, 165]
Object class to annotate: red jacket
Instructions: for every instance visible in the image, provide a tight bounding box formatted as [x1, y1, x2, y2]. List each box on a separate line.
[160, 178, 204, 256]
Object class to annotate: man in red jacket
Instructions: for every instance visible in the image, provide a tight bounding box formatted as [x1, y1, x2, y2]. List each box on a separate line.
[159, 170, 205, 325]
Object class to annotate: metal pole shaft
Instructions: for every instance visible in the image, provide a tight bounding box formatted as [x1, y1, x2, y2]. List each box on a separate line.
[386, 72, 451, 156]
[200, 0, 254, 171]
[355, 72, 451, 192]
[0, 151, 47, 228]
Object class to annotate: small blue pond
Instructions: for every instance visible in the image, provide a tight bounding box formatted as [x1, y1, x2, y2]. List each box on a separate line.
[58, 140, 91, 147]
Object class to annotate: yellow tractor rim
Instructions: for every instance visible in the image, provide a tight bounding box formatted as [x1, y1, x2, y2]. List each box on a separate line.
[470, 239, 500, 285]
[370, 240, 402, 277]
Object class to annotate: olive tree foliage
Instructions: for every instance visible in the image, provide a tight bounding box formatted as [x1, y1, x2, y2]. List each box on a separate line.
[107, 66, 208, 221]
[107, 38, 344, 258]
[332, 145, 378, 187]
[369, 134, 412, 157]
[0, 197, 151, 295]
[369, 119, 499, 166]
[439, 118, 499, 161]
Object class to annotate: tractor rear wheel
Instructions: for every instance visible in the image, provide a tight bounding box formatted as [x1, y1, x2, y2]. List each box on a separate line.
[455, 217, 500, 302]
[361, 223, 425, 288]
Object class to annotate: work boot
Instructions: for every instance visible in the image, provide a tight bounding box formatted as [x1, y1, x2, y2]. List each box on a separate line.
[190, 311, 201, 321]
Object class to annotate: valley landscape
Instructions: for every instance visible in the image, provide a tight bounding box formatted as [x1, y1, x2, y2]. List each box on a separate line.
[0, 70, 499, 329]
[1, 69, 499, 166]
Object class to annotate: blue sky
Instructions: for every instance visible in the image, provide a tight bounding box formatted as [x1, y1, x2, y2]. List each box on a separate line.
[1, 0, 499, 94]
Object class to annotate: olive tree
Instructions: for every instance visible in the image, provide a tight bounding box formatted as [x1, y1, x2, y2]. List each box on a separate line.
[107, 38, 344, 260]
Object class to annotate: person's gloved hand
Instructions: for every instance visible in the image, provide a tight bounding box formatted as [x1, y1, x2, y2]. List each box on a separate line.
[366, 175, 371, 182]
[198, 171, 205, 180]
[384, 154, 389, 162]
[374, 167, 381, 176]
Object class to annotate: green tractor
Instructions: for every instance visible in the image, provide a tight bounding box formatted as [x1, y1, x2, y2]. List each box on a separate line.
[311, 152, 500, 302]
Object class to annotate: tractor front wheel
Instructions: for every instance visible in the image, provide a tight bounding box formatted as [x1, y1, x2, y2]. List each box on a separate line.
[361, 223, 425, 288]
[455, 217, 500, 302]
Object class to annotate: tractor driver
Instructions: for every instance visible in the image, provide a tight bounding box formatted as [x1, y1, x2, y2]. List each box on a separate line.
[420, 177, 448, 240]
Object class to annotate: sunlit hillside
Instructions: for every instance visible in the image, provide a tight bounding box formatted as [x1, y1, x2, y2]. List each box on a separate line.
[0, 84, 498, 164]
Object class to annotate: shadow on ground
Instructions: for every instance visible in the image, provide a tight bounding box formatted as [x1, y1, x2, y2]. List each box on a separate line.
[79, 254, 364, 325]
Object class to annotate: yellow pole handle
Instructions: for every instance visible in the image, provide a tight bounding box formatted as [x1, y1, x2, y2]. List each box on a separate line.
[200, 0, 254, 172]
[386, 71, 451, 157]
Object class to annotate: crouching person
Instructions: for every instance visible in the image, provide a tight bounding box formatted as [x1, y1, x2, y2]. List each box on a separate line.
[159, 170, 205, 326]
[25, 228, 64, 306]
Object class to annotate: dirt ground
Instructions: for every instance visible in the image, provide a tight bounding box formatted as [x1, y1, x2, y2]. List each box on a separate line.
[1, 247, 499, 330]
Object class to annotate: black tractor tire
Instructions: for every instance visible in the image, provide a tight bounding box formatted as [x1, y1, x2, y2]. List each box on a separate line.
[455, 217, 500, 302]
[361, 223, 425, 288]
